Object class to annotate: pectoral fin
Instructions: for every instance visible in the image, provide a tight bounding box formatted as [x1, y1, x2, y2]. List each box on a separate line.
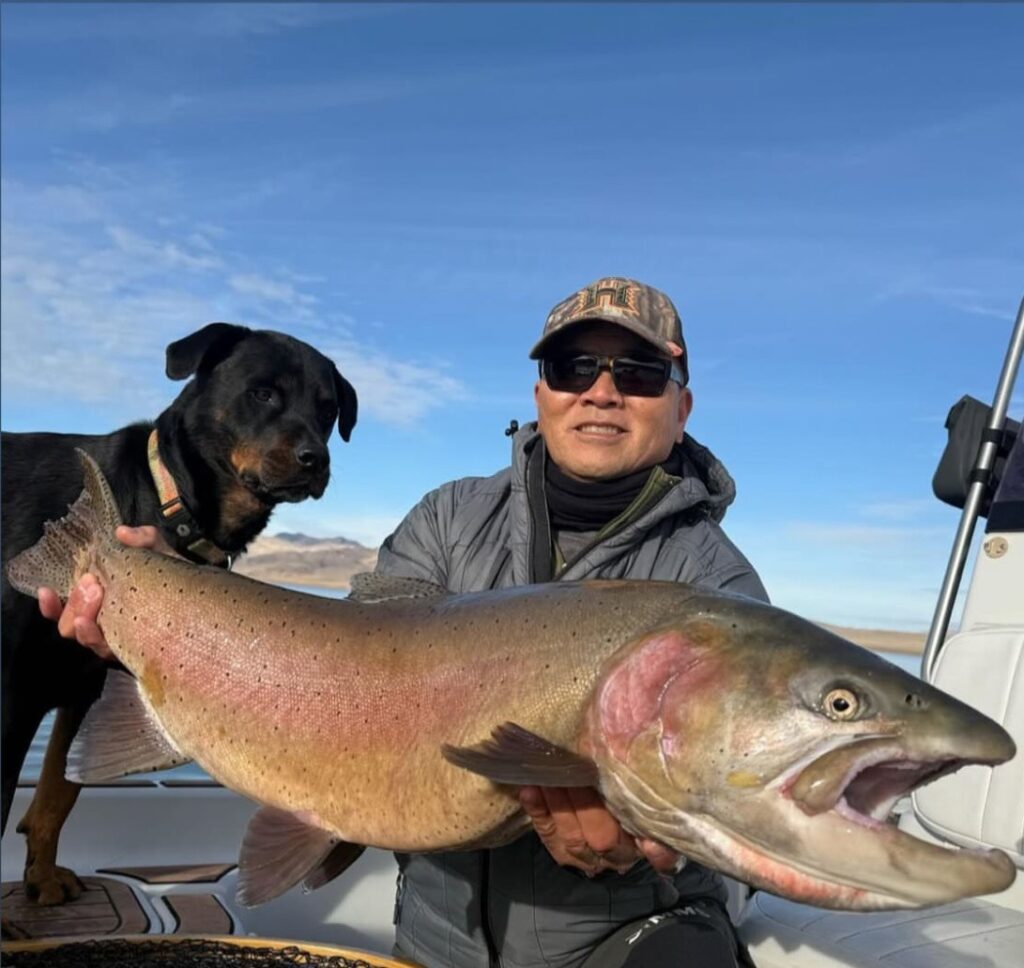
[66, 670, 189, 782]
[442, 723, 600, 787]
[237, 806, 363, 907]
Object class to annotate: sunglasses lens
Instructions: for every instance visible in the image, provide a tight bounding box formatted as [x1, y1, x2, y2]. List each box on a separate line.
[543, 356, 600, 393]
[543, 356, 672, 396]
[611, 358, 670, 396]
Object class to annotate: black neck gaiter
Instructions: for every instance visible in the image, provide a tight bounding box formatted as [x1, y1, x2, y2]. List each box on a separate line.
[544, 446, 686, 532]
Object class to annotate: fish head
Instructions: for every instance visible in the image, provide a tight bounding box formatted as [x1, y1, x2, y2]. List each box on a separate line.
[584, 593, 1017, 910]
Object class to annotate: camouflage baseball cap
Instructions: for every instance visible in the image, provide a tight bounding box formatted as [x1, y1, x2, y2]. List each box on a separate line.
[529, 276, 688, 383]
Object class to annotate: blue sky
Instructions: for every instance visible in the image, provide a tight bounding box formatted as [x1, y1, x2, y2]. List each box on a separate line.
[2, 3, 1022, 631]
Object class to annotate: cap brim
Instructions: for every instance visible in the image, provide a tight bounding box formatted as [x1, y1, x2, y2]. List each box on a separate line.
[528, 313, 681, 360]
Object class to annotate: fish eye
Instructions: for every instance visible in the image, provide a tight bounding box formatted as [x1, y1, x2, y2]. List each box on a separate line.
[824, 687, 859, 721]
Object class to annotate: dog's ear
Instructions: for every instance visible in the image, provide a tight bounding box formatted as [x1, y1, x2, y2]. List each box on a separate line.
[333, 368, 358, 443]
[166, 323, 252, 381]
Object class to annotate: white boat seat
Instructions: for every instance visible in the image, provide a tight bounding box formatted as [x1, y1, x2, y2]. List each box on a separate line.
[740, 626, 1024, 967]
[739, 892, 1024, 967]
[913, 626, 1024, 867]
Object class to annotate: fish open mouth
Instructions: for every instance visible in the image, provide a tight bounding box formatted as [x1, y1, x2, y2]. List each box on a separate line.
[713, 735, 1019, 907]
[833, 757, 957, 829]
[785, 738, 967, 825]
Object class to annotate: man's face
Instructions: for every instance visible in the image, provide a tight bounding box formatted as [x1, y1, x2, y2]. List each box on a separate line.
[534, 322, 693, 482]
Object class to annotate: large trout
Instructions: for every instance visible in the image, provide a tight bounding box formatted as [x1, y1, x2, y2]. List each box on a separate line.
[7, 453, 1017, 911]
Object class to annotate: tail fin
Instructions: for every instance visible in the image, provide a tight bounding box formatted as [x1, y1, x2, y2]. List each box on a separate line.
[5, 449, 123, 600]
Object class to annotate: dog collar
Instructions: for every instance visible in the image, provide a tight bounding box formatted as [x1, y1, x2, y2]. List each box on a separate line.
[147, 430, 232, 569]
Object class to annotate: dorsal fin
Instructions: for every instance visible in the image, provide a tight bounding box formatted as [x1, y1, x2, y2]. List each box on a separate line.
[348, 572, 449, 604]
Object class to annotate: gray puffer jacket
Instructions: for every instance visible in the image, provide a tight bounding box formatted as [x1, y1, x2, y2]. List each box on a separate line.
[375, 424, 767, 968]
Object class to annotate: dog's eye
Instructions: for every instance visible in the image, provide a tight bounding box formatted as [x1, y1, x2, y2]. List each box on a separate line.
[251, 387, 276, 404]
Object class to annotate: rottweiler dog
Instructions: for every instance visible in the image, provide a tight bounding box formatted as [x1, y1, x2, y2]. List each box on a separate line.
[1, 322, 357, 910]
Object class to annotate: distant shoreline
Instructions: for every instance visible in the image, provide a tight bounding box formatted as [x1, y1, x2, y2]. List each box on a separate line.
[817, 624, 925, 655]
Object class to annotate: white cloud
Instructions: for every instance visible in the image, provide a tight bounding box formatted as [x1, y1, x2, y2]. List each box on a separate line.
[1, 170, 467, 429]
[319, 343, 468, 428]
[875, 276, 1020, 322]
[732, 511, 963, 631]
[107, 225, 223, 272]
[228, 273, 317, 307]
[784, 521, 947, 549]
[858, 498, 937, 522]
[3, 4, 388, 44]
[9, 74, 430, 137]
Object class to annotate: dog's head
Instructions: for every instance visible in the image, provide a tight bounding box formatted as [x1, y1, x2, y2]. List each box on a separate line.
[166, 322, 357, 506]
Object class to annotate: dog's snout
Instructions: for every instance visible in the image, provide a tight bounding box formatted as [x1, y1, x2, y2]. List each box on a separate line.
[295, 443, 329, 473]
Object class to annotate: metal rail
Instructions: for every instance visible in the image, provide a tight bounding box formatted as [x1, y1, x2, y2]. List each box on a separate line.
[921, 296, 1024, 680]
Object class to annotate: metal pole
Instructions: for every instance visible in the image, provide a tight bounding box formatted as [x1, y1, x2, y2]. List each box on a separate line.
[921, 296, 1024, 680]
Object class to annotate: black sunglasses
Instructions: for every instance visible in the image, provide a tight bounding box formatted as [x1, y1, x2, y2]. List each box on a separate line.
[540, 354, 686, 397]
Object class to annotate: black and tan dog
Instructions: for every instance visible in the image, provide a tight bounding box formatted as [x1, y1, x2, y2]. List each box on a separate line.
[1, 322, 357, 911]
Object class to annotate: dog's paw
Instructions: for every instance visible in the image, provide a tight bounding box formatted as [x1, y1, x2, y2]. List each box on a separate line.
[24, 864, 84, 906]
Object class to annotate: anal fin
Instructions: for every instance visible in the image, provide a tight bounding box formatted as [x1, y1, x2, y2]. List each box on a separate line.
[303, 841, 366, 893]
[442, 722, 600, 787]
[66, 670, 189, 782]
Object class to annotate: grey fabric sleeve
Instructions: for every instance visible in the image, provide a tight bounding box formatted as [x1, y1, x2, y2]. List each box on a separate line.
[374, 484, 452, 585]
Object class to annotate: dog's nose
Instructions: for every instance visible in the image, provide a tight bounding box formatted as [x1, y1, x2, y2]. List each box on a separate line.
[295, 444, 328, 473]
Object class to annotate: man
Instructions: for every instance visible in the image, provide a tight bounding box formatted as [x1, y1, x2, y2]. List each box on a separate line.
[43, 277, 766, 968]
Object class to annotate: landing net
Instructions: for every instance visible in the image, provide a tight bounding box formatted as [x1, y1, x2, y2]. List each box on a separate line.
[3, 937, 384, 968]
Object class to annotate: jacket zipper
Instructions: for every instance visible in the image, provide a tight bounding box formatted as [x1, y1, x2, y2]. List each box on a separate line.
[481, 850, 499, 966]
[558, 470, 680, 578]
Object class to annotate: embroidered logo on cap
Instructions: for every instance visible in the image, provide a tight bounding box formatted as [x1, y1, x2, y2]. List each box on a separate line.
[574, 282, 639, 317]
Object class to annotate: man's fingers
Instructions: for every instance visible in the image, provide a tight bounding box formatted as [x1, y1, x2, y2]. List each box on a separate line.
[566, 788, 632, 858]
[518, 786, 643, 876]
[637, 838, 685, 874]
[520, 786, 599, 872]
[73, 615, 113, 658]
[56, 577, 101, 637]
[38, 587, 63, 622]
[115, 525, 167, 553]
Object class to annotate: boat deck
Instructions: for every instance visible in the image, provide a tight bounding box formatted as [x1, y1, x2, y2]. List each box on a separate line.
[2, 864, 235, 939]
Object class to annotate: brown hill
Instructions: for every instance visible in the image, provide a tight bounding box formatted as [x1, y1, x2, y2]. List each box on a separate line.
[232, 532, 377, 589]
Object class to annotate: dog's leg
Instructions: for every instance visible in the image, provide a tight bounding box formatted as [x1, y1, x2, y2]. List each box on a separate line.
[1, 686, 45, 837]
[17, 704, 88, 905]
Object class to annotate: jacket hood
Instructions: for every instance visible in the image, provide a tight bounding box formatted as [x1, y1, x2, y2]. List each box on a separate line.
[509, 421, 737, 525]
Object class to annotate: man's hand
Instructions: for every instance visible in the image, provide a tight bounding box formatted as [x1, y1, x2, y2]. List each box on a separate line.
[518, 786, 683, 877]
[37, 525, 169, 660]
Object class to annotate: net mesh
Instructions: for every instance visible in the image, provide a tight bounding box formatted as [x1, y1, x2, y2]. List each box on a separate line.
[3, 938, 384, 968]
